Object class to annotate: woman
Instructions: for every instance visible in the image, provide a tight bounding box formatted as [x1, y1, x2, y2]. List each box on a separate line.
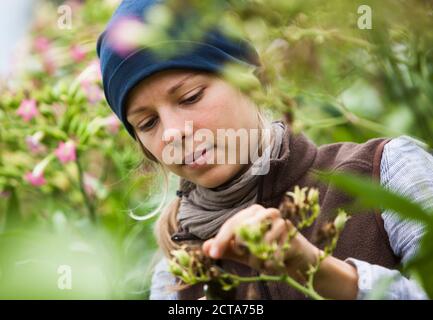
[97, 0, 432, 299]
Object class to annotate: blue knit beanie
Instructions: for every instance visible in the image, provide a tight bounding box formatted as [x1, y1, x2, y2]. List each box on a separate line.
[96, 0, 260, 138]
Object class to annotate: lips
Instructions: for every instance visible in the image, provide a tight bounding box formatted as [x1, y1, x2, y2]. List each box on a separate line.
[183, 147, 210, 166]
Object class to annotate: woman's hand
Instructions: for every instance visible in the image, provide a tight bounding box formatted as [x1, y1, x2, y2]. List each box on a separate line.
[201, 204, 359, 299]
[202, 204, 320, 281]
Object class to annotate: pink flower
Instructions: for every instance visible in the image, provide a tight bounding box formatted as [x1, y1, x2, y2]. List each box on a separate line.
[81, 81, 104, 104]
[107, 17, 145, 56]
[75, 60, 102, 94]
[83, 173, 97, 197]
[91, 60, 102, 82]
[25, 132, 47, 155]
[16, 99, 39, 122]
[83, 172, 107, 199]
[42, 52, 57, 75]
[84, 59, 102, 83]
[54, 141, 77, 164]
[34, 37, 51, 53]
[25, 171, 46, 187]
[104, 114, 121, 134]
[70, 44, 87, 62]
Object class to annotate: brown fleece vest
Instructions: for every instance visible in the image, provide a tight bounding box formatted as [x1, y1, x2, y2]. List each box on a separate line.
[172, 126, 400, 299]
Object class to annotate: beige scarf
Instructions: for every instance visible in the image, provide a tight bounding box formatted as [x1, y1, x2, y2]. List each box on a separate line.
[177, 121, 286, 240]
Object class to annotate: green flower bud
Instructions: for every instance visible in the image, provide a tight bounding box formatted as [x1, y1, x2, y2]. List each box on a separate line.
[168, 260, 183, 277]
[250, 227, 263, 243]
[307, 188, 319, 204]
[334, 210, 349, 233]
[287, 186, 308, 208]
[172, 249, 191, 268]
[237, 225, 251, 241]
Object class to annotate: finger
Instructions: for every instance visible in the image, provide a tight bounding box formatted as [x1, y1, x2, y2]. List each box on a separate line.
[206, 205, 264, 259]
[212, 208, 280, 259]
[263, 218, 287, 244]
[244, 208, 280, 229]
[229, 204, 265, 223]
[202, 239, 214, 256]
[220, 238, 250, 265]
[235, 208, 281, 240]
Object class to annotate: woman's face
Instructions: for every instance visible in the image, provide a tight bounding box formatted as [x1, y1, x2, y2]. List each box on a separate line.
[126, 69, 260, 188]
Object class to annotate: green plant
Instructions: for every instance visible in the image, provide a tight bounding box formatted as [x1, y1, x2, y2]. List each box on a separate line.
[169, 187, 349, 300]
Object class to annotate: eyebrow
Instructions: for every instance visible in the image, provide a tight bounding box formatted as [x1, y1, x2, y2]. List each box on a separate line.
[167, 73, 198, 95]
[127, 73, 198, 119]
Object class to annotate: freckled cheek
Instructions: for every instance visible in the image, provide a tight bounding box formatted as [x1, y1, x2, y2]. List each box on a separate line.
[191, 109, 216, 129]
[193, 99, 231, 130]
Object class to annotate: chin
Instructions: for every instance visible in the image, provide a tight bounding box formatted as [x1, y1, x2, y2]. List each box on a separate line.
[189, 164, 242, 189]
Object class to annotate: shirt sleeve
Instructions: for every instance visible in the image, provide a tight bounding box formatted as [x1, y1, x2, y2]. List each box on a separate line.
[346, 135, 433, 300]
[149, 257, 179, 300]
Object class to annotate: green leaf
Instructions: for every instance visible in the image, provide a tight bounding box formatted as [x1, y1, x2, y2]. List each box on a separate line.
[318, 171, 433, 226]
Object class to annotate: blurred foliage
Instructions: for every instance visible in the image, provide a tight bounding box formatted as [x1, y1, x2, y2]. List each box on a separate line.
[111, 0, 433, 143]
[197, 0, 433, 146]
[0, 0, 432, 299]
[0, 0, 166, 299]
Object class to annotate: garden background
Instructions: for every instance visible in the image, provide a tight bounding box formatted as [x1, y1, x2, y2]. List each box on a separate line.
[0, 0, 432, 299]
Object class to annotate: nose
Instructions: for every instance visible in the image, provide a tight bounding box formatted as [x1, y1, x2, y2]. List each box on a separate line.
[159, 107, 191, 146]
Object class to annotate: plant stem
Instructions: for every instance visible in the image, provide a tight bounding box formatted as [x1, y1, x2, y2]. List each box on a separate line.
[226, 273, 325, 300]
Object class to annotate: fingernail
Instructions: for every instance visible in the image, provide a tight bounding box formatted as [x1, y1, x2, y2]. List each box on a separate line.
[210, 246, 219, 259]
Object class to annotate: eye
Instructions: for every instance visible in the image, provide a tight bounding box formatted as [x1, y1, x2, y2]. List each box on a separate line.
[138, 116, 158, 132]
[179, 87, 205, 105]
